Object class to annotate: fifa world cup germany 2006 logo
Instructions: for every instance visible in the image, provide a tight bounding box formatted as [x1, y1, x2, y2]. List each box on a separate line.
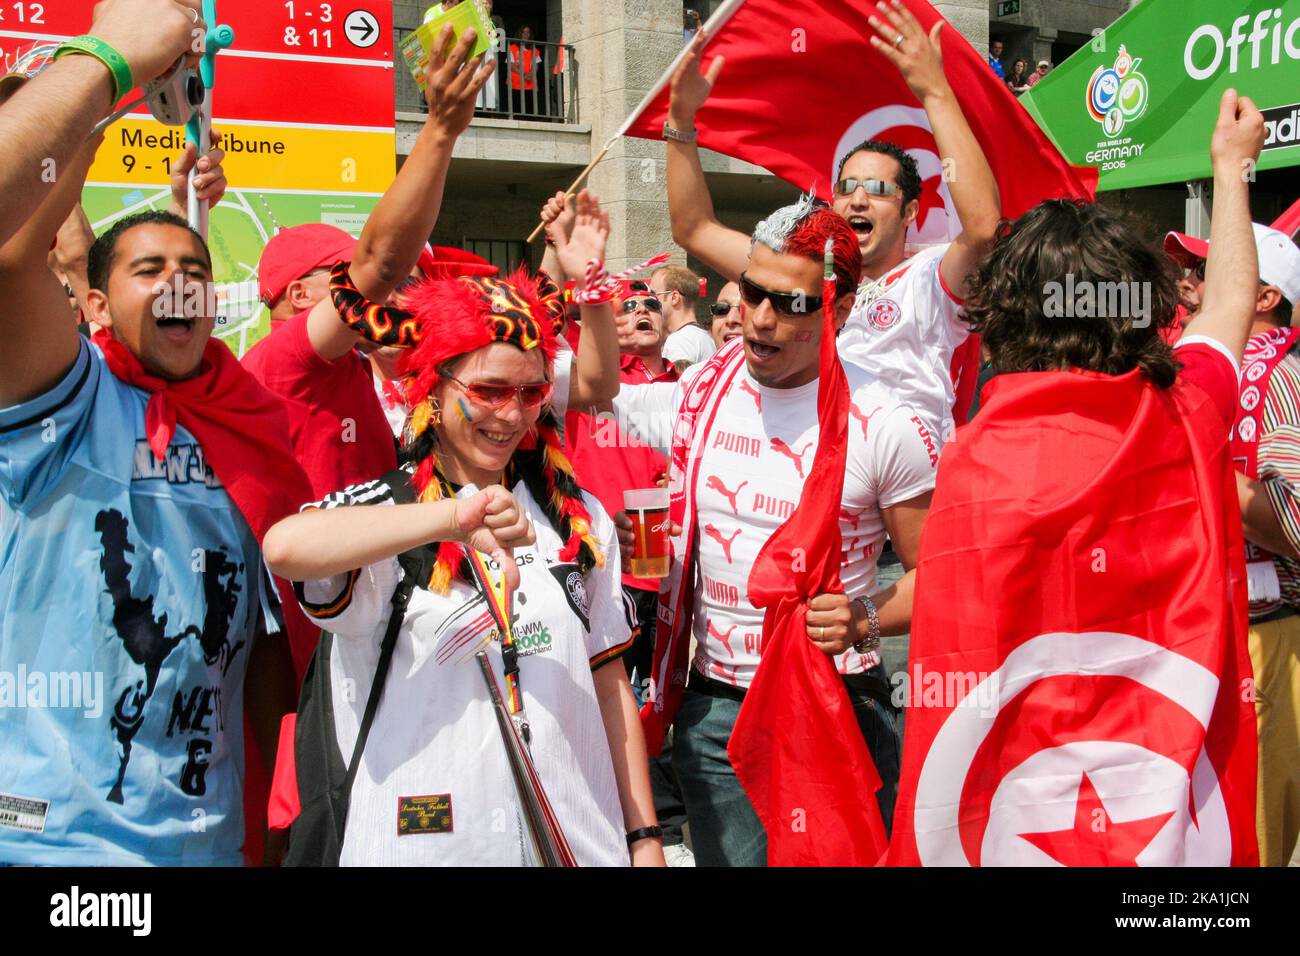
[1086, 45, 1150, 138]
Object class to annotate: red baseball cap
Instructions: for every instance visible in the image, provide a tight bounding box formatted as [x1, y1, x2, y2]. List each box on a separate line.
[258, 224, 358, 307]
[1163, 231, 1209, 270]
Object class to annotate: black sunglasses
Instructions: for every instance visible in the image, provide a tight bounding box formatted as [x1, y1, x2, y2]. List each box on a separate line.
[1192, 260, 1207, 281]
[620, 296, 662, 314]
[709, 302, 740, 317]
[738, 273, 823, 316]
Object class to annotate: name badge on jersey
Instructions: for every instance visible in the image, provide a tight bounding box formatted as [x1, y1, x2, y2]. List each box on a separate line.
[397, 794, 453, 835]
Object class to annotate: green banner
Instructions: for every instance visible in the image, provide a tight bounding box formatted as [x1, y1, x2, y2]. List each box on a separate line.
[1021, 0, 1300, 191]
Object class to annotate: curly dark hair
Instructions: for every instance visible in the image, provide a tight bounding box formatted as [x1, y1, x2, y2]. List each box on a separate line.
[964, 199, 1182, 388]
[88, 210, 211, 292]
[834, 140, 923, 208]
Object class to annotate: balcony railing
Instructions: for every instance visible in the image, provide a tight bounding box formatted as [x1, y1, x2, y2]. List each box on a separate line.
[395, 30, 578, 124]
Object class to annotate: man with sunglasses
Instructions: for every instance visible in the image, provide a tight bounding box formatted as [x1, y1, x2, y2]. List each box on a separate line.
[608, 197, 938, 864]
[665, 5, 999, 441]
[708, 281, 743, 349]
[1166, 221, 1300, 867]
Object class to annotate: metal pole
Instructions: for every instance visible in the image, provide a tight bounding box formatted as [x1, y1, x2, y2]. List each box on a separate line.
[1185, 180, 1212, 239]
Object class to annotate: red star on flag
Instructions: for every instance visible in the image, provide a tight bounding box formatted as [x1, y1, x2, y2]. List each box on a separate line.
[1019, 772, 1174, 866]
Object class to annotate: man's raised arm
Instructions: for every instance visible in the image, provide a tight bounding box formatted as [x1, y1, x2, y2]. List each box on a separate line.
[666, 30, 750, 282]
[0, 0, 202, 247]
[868, 1, 1000, 301]
[1182, 89, 1266, 366]
[306, 25, 494, 360]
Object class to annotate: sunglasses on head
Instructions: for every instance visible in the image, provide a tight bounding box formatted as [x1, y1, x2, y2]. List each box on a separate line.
[709, 302, 740, 317]
[833, 178, 901, 198]
[620, 296, 662, 314]
[444, 374, 553, 410]
[738, 273, 823, 316]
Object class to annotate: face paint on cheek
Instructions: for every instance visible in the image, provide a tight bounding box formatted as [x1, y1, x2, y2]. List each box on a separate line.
[794, 331, 813, 342]
[457, 398, 474, 423]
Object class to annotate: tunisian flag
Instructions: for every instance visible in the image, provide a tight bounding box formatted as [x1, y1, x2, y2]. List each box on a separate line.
[886, 368, 1258, 866]
[726, 260, 889, 866]
[622, 0, 1097, 245]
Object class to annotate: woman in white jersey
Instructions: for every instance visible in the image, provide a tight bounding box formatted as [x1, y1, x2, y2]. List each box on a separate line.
[263, 205, 664, 866]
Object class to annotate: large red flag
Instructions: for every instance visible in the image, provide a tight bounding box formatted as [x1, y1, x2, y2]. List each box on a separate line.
[885, 368, 1258, 866]
[726, 254, 889, 866]
[623, 0, 1097, 245]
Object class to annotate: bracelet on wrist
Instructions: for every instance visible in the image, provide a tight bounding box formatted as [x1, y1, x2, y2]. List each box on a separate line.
[54, 35, 135, 104]
[852, 595, 881, 655]
[626, 825, 664, 847]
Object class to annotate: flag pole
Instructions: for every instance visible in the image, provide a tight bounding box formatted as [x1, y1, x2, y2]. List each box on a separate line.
[523, 0, 747, 244]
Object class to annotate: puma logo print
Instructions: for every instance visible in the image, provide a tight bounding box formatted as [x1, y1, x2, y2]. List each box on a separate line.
[839, 507, 862, 531]
[770, 438, 814, 479]
[848, 403, 883, 440]
[707, 620, 738, 657]
[737, 379, 763, 413]
[705, 475, 748, 515]
[704, 524, 742, 563]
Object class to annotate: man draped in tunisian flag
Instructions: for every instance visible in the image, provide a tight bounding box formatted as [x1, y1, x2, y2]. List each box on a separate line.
[886, 90, 1267, 866]
[622, 0, 1094, 439]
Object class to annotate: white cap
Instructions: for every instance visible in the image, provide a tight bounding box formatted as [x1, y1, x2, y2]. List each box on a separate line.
[1165, 223, 1300, 307]
[1254, 223, 1300, 307]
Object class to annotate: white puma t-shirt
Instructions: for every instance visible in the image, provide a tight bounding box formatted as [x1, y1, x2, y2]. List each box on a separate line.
[613, 361, 938, 688]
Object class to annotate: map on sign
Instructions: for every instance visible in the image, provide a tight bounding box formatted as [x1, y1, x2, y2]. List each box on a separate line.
[0, 1, 396, 354]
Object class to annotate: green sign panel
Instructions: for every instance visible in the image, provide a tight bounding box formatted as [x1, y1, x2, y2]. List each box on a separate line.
[996, 1, 1020, 18]
[1021, 0, 1300, 191]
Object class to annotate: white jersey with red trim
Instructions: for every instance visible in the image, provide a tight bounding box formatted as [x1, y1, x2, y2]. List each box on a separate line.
[613, 361, 938, 689]
[292, 475, 632, 866]
[837, 243, 969, 441]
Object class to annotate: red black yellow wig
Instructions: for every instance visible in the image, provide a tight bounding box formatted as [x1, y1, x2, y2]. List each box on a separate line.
[331, 263, 600, 593]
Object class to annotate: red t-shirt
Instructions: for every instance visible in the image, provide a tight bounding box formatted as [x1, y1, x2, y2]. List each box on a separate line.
[1173, 336, 1239, 432]
[242, 311, 397, 498]
[566, 353, 678, 591]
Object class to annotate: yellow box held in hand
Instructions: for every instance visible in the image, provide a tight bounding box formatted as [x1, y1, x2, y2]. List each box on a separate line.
[400, 1, 496, 87]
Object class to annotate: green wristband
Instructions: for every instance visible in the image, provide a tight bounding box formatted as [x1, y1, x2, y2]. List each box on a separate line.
[53, 35, 135, 103]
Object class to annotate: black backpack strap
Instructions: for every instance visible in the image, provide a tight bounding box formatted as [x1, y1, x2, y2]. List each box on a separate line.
[335, 468, 436, 836]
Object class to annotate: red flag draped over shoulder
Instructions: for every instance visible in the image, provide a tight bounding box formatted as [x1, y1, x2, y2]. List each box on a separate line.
[727, 255, 889, 866]
[885, 368, 1258, 866]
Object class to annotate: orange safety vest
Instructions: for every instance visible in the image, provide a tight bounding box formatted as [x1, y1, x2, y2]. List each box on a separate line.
[509, 43, 537, 91]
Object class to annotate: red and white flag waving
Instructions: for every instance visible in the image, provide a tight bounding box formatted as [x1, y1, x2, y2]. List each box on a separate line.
[623, 0, 1096, 243]
[885, 368, 1259, 866]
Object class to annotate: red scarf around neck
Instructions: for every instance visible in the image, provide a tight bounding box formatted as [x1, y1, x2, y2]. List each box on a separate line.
[93, 329, 311, 543]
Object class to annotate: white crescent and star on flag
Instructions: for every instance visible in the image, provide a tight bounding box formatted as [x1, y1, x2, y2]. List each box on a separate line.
[911, 631, 1233, 866]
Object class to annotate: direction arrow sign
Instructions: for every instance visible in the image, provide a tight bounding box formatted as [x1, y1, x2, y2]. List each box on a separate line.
[345, 9, 380, 49]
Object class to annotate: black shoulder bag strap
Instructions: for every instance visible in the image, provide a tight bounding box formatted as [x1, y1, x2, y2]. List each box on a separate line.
[332, 468, 434, 844]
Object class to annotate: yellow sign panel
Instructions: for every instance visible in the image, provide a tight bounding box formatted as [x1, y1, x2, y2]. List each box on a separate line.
[88, 118, 396, 194]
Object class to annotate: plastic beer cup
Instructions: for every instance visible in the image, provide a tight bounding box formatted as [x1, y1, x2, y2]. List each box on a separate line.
[623, 488, 671, 579]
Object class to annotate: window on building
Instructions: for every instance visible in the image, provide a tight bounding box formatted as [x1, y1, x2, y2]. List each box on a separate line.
[464, 238, 530, 274]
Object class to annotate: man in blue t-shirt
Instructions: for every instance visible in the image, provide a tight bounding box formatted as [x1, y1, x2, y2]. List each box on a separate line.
[987, 39, 1006, 80]
[0, 0, 300, 865]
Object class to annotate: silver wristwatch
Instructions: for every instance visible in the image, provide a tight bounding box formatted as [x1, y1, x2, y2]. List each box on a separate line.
[662, 122, 697, 144]
[852, 595, 881, 654]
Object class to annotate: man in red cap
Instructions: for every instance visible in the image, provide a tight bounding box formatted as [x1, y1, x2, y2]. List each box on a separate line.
[1167, 220, 1300, 867]
[257, 222, 360, 330]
